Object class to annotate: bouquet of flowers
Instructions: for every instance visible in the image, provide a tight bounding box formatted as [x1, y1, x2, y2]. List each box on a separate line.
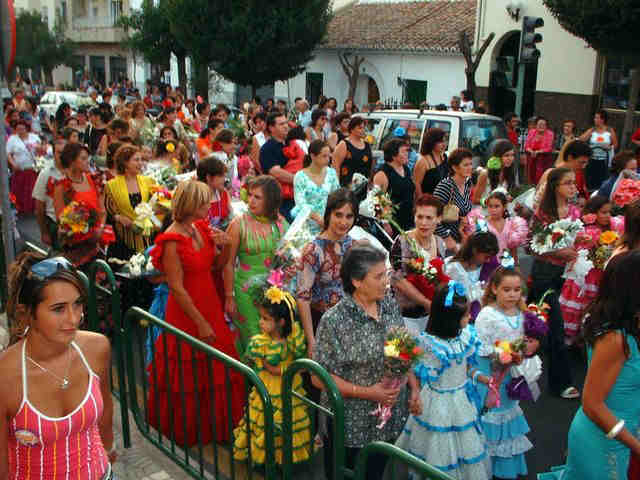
[110, 251, 159, 278]
[486, 338, 527, 408]
[58, 201, 99, 246]
[504, 301, 550, 403]
[530, 217, 584, 255]
[143, 163, 179, 190]
[612, 178, 640, 208]
[33, 155, 52, 172]
[588, 230, 619, 270]
[133, 202, 162, 237]
[359, 186, 396, 222]
[371, 326, 423, 429]
[139, 119, 159, 148]
[404, 237, 450, 301]
[274, 205, 317, 286]
[149, 185, 173, 212]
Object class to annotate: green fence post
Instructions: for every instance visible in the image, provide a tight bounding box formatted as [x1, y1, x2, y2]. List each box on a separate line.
[282, 358, 345, 480]
[353, 442, 456, 480]
[88, 260, 130, 448]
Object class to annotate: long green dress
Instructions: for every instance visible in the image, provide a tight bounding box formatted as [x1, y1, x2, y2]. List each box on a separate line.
[233, 213, 288, 351]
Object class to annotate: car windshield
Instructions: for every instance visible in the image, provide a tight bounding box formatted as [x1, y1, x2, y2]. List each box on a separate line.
[460, 118, 508, 158]
[41, 93, 56, 104]
[61, 93, 91, 109]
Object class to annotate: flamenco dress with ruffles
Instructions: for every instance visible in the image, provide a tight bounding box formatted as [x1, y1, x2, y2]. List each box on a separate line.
[233, 322, 312, 465]
[395, 325, 492, 479]
[233, 214, 287, 351]
[538, 333, 640, 480]
[146, 220, 245, 446]
[475, 306, 534, 479]
[559, 217, 624, 344]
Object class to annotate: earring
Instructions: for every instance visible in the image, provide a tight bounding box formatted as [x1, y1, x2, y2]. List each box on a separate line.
[23, 325, 30, 336]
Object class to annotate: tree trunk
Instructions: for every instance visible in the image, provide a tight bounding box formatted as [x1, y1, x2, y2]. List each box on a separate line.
[44, 68, 54, 87]
[621, 68, 640, 148]
[176, 53, 187, 94]
[465, 71, 476, 102]
[251, 84, 257, 100]
[192, 58, 209, 103]
[339, 52, 364, 101]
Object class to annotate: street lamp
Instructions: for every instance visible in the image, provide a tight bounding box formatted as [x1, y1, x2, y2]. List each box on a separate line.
[506, 0, 523, 21]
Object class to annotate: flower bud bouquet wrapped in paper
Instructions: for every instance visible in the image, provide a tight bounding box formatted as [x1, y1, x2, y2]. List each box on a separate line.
[404, 236, 450, 300]
[274, 205, 317, 287]
[530, 218, 584, 255]
[371, 326, 423, 429]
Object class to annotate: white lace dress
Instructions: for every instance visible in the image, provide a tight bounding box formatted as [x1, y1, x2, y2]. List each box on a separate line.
[395, 326, 492, 480]
[475, 305, 533, 479]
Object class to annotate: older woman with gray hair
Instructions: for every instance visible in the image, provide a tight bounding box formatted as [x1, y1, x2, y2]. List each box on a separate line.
[313, 244, 422, 480]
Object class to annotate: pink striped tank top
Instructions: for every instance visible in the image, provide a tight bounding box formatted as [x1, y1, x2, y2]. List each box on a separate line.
[8, 340, 109, 480]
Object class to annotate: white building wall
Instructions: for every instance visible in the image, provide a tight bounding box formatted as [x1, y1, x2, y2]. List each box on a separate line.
[474, 0, 598, 95]
[275, 50, 466, 108]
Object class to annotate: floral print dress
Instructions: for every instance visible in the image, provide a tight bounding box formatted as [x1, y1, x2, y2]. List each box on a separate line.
[291, 168, 340, 234]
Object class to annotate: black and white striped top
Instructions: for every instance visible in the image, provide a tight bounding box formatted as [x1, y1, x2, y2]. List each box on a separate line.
[433, 176, 473, 241]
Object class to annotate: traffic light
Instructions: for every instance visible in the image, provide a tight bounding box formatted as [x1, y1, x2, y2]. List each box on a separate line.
[519, 16, 544, 63]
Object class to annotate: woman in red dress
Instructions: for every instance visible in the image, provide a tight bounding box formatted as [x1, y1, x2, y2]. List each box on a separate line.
[147, 180, 244, 446]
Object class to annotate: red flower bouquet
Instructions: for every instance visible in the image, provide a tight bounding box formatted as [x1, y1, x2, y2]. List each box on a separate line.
[405, 254, 450, 301]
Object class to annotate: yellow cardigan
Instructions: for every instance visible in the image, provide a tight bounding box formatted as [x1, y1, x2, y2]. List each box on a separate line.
[105, 174, 157, 253]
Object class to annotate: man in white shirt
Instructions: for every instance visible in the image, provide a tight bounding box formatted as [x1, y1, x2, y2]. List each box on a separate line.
[250, 112, 268, 173]
[32, 138, 66, 248]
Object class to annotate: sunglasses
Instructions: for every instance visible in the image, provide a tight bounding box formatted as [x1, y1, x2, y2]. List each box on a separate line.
[30, 257, 74, 280]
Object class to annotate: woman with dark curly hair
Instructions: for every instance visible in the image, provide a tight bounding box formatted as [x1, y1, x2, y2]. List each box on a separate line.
[413, 128, 449, 197]
[539, 251, 640, 480]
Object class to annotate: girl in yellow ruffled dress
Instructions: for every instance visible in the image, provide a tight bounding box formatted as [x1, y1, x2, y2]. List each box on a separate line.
[233, 284, 312, 465]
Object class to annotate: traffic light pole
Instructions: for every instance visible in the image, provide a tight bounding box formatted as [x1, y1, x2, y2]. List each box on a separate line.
[514, 62, 526, 118]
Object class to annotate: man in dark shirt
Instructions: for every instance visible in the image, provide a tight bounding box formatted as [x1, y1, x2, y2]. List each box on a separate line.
[260, 112, 293, 221]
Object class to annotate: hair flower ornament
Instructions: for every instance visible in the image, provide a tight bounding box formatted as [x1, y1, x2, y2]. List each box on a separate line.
[265, 286, 285, 304]
[500, 251, 516, 269]
[475, 218, 489, 234]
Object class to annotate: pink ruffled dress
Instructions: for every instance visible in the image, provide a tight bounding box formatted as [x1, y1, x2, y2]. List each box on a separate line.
[559, 216, 624, 343]
[467, 208, 529, 258]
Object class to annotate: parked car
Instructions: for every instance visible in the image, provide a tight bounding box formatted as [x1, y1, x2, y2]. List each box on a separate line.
[39, 91, 94, 118]
[354, 109, 508, 167]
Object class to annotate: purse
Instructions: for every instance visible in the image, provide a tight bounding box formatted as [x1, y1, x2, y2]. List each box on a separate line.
[442, 198, 459, 223]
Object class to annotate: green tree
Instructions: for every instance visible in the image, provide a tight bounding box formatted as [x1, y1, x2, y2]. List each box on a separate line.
[15, 10, 75, 86]
[118, 0, 188, 92]
[211, 0, 332, 98]
[543, 1, 640, 145]
[167, 0, 332, 100]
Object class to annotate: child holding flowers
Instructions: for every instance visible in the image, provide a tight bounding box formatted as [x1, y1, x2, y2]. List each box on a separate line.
[475, 265, 540, 479]
[559, 195, 624, 343]
[233, 283, 311, 465]
[396, 281, 492, 480]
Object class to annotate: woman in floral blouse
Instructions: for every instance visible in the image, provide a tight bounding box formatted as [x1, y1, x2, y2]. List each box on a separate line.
[296, 188, 357, 357]
[314, 244, 421, 480]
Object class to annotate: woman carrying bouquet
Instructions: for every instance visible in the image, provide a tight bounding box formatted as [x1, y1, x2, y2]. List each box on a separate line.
[528, 167, 581, 399]
[104, 145, 159, 261]
[224, 176, 288, 351]
[53, 143, 107, 268]
[390, 194, 447, 334]
[559, 195, 624, 344]
[314, 245, 421, 480]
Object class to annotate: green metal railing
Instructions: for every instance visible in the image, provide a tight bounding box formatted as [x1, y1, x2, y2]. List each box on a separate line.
[353, 442, 456, 480]
[85, 259, 131, 448]
[282, 358, 344, 480]
[123, 307, 278, 480]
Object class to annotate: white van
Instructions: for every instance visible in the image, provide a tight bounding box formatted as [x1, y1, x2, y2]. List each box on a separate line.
[354, 109, 508, 167]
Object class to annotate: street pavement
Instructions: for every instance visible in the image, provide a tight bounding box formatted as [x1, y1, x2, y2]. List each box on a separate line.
[15, 214, 588, 479]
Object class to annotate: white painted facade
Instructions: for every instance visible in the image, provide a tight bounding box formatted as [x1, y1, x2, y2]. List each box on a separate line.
[274, 49, 467, 109]
[474, 0, 599, 95]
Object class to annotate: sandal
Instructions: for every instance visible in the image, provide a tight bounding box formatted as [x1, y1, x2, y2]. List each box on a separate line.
[560, 386, 580, 399]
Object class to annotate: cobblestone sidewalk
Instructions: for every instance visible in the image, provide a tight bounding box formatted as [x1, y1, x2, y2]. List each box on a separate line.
[111, 400, 188, 480]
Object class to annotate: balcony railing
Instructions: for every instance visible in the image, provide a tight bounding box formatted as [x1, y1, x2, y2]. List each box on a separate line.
[72, 16, 119, 28]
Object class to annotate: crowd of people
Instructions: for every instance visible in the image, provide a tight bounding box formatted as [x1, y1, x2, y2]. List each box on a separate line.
[1, 79, 640, 480]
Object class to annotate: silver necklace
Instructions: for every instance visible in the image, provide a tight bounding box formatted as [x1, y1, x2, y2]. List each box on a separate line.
[26, 343, 73, 390]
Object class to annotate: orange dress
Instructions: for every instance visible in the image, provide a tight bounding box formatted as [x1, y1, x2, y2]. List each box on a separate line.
[147, 220, 245, 446]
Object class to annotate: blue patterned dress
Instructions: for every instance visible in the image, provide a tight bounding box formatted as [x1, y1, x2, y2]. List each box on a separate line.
[291, 168, 340, 234]
[475, 306, 533, 479]
[538, 333, 640, 480]
[396, 325, 492, 479]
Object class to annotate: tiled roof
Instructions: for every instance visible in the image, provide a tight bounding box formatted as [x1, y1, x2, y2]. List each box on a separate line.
[323, 0, 477, 53]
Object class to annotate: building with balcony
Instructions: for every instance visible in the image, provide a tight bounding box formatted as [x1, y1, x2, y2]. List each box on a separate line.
[52, 0, 135, 89]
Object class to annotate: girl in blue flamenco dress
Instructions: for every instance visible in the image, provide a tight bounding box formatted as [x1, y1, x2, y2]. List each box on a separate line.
[396, 281, 492, 479]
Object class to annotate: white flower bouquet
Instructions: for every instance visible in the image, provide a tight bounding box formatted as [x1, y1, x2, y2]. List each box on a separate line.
[530, 218, 583, 255]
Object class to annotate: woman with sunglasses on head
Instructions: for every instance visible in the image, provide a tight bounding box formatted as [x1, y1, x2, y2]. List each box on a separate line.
[0, 252, 116, 479]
